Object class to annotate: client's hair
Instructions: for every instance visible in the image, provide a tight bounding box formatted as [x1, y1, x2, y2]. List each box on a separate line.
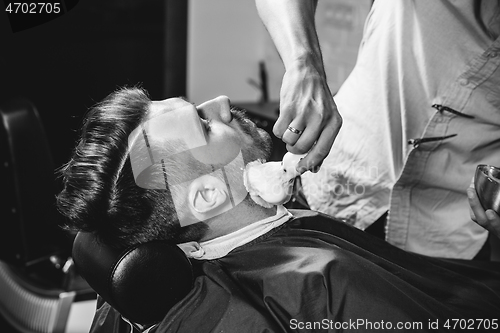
[57, 87, 206, 248]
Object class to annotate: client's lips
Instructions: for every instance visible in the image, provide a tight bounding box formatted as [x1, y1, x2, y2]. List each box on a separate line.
[243, 153, 305, 208]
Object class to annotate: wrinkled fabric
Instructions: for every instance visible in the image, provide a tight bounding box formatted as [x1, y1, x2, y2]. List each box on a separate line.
[178, 205, 291, 260]
[90, 210, 500, 333]
[301, 0, 500, 259]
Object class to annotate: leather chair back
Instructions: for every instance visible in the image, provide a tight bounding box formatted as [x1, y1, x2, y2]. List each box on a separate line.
[72, 232, 194, 327]
[0, 99, 67, 265]
[0, 99, 94, 333]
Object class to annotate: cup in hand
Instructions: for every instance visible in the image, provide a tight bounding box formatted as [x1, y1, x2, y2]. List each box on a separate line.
[475, 165, 500, 215]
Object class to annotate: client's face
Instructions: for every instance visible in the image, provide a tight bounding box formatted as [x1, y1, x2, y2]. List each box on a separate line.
[137, 96, 273, 226]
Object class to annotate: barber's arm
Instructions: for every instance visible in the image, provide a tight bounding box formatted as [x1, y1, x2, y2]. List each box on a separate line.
[255, 0, 342, 173]
[467, 183, 500, 239]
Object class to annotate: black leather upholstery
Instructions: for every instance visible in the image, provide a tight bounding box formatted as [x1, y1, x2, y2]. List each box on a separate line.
[0, 99, 67, 265]
[0, 99, 95, 333]
[72, 232, 194, 326]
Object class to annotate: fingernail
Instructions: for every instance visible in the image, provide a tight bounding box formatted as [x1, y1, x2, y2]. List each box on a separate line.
[486, 210, 496, 220]
[296, 165, 308, 174]
[467, 189, 475, 199]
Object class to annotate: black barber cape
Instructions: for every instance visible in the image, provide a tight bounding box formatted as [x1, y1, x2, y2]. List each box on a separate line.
[90, 210, 500, 332]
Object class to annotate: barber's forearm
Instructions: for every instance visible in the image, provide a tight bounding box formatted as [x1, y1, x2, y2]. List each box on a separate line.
[255, 0, 324, 74]
[255, 0, 341, 169]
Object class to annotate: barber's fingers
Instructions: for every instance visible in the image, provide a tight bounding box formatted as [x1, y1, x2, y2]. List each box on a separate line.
[285, 108, 342, 173]
[281, 119, 307, 147]
[273, 108, 295, 140]
[273, 97, 320, 147]
[277, 99, 334, 151]
[275, 107, 342, 173]
[295, 117, 341, 174]
[485, 211, 500, 239]
[285, 122, 318, 158]
[468, 186, 485, 222]
[467, 186, 500, 238]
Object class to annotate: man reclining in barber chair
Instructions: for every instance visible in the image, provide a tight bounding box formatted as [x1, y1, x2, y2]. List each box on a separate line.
[57, 87, 500, 333]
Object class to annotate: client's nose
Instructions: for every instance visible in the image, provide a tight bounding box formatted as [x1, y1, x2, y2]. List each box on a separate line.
[197, 96, 232, 123]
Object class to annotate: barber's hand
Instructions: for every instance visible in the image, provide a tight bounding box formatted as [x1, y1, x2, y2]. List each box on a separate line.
[275, 60, 342, 174]
[467, 180, 500, 239]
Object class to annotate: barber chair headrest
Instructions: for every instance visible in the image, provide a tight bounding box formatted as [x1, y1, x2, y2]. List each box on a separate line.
[72, 232, 194, 326]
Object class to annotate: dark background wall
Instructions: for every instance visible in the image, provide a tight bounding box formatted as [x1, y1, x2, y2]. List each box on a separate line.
[0, 0, 187, 180]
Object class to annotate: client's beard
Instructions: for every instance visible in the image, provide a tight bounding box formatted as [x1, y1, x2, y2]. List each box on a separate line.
[230, 106, 273, 163]
[229, 107, 275, 210]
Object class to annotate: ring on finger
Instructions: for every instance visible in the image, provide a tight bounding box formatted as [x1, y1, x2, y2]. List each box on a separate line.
[287, 126, 303, 136]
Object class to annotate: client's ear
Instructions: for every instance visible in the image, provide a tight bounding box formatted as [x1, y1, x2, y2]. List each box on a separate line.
[188, 175, 229, 218]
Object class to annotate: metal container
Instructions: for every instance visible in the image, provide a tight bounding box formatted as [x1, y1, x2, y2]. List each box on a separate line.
[475, 164, 500, 214]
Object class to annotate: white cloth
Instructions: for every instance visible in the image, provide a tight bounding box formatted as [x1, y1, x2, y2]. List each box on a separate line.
[178, 205, 292, 260]
[302, 0, 500, 259]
